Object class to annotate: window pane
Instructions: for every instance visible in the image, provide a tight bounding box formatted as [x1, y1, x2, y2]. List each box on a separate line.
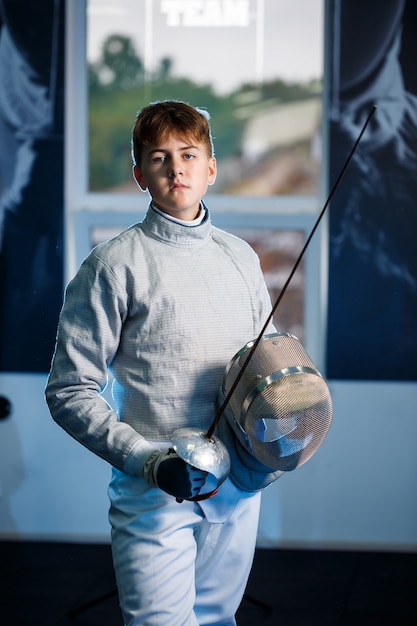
[87, 0, 323, 197]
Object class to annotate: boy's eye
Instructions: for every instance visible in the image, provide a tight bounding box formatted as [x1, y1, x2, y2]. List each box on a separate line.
[150, 151, 196, 164]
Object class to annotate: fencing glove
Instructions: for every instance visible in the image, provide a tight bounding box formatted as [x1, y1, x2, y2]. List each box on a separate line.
[143, 448, 216, 501]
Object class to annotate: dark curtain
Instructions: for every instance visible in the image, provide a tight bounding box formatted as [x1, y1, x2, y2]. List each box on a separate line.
[326, 0, 417, 381]
[0, 0, 65, 372]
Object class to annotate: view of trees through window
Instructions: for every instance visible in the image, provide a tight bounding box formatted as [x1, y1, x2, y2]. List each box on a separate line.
[87, 0, 323, 196]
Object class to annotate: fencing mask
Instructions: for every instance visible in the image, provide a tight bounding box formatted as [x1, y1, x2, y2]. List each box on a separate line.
[217, 332, 333, 491]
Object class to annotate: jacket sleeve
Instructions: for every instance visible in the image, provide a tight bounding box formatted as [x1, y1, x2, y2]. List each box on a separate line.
[45, 252, 156, 476]
[253, 249, 277, 336]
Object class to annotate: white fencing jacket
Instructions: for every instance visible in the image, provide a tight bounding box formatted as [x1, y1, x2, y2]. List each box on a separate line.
[46, 204, 274, 478]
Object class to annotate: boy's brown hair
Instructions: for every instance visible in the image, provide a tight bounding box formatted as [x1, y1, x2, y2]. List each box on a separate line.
[131, 100, 214, 167]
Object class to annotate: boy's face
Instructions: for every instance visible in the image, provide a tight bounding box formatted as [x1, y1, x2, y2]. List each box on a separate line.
[133, 134, 216, 221]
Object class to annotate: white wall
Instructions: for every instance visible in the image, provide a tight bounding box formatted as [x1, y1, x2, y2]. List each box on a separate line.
[258, 380, 417, 551]
[0, 373, 111, 542]
[1, 372, 416, 550]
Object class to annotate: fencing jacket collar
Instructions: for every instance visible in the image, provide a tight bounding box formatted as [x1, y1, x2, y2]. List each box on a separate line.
[144, 202, 210, 247]
[151, 202, 206, 226]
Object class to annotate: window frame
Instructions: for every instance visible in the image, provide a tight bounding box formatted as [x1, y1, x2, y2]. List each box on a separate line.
[64, 0, 330, 371]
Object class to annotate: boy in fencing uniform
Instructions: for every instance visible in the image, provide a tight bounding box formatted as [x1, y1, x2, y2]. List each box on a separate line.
[46, 100, 275, 625]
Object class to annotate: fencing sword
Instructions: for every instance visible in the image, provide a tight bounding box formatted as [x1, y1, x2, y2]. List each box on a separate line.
[172, 104, 378, 497]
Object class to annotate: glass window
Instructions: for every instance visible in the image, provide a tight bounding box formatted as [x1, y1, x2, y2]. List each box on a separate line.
[86, 0, 324, 197]
[66, 1, 327, 364]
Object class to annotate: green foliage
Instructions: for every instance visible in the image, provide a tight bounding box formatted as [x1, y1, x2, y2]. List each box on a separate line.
[88, 34, 321, 192]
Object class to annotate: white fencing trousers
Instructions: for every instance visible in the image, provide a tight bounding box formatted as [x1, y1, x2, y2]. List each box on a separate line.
[108, 469, 261, 626]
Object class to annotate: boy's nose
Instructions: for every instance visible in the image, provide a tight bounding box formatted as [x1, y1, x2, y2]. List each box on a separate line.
[169, 160, 183, 177]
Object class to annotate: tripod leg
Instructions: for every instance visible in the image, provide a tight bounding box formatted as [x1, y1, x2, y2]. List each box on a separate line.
[243, 592, 273, 614]
[68, 587, 118, 619]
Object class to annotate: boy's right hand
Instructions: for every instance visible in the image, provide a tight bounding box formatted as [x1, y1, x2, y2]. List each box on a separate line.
[143, 448, 209, 501]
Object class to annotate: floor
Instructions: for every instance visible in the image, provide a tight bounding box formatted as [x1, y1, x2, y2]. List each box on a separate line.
[0, 541, 416, 625]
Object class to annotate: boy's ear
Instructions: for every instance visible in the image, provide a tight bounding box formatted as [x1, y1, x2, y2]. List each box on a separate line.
[133, 165, 147, 191]
[208, 157, 217, 186]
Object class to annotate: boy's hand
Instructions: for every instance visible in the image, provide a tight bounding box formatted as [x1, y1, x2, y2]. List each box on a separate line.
[143, 448, 209, 501]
